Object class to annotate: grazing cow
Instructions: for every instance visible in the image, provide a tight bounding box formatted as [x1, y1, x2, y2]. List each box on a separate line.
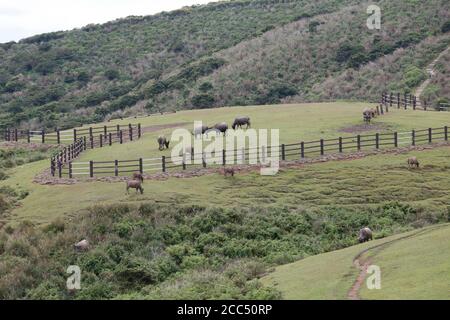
[407, 156, 419, 168]
[370, 108, 377, 118]
[213, 122, 228, 135]
[363, 109, 372, 124]
[232, 116, 251, 130]
[126, 180, 144, 194]
[132, 172, 144, 183]
[358, 227, 373, 243]
[74, 239, 90, 251]
[192, 125, 210, 139]
[223, 167, 235, 177]
[157, 135, 170, 151]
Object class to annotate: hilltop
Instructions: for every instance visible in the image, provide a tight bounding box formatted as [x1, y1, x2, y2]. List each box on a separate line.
[0, 0, 449, 129]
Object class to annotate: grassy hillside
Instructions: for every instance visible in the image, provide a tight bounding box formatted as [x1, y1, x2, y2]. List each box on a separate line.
[261, 224, 450, 299]
[0, 0, 449, 129]
[1, 102, 450, 299]
[3, 102, 450, 224]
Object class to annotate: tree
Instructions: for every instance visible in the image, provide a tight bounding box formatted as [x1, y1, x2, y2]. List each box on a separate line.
[191, 94, 215, 108]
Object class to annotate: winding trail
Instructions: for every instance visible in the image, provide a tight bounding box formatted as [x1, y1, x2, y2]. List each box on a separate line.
[347, 224, 447, 300]
[415, 46, 450, 100]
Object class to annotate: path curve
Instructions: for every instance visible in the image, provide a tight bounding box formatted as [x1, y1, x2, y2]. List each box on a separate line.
[347, 224, 447, 300]
[415, 46, 450, 100]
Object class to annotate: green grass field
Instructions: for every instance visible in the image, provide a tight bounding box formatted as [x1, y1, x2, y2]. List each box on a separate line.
[3, 102, 450, 225]
[72, 102, 450, 162]
[261, 224, 450, 300]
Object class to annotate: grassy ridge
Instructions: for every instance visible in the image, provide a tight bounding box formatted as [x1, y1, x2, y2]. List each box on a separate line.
[261, 224, 450, 299]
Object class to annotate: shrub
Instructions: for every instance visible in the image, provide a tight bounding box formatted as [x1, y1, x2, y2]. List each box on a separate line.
[191, 93, 215, 108]
[441, 21, 450, 33]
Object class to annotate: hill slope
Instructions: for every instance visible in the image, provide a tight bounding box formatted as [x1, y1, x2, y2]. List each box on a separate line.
[0, 0, 449, 129]
[261, 223, 450, 299]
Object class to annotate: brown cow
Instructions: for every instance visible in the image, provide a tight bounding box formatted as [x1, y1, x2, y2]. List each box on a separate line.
[126, 180, 144, 194]
[132, 172, 144, 183]
[223, 167, 235, 177]
[358, 227, 373, 243]
[407, 156, 419, 168]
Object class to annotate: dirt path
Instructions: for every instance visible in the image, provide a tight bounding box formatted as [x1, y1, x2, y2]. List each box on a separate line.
[346, 225, 447, 300]
[415, 46, 450, 100]
[34, 141, 450, 185]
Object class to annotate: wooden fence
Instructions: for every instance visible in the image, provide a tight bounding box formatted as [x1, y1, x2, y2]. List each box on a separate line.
[1, 123, 141, 144]
[381, 92, 448, 111]
[52, 125, 450, 178]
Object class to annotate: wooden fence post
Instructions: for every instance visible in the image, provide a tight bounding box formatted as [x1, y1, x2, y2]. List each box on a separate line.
[130, 126, 133, 141]
[222, 149, 226, 166]
[41, 130, 45, 143]
[320, 139, 324, 156]
[115, 160, 119, 177]
[412, 130, 415, 146]
[301, 142, 305, 158]
[424, 100, 427, 111]
[390, 92, 393, 107]
[380, 104, 384, 115]
[89, 161, 94, 178]
[109, 133, 112, 146]
[73, 129, 77, 142]
[27, 130, 30, 143]
[445, 126, 448, 141]
[162, 156, 166, 173]
[89, 127, 93, 138]
[138, 124, 141, 138]
[104, 125, 107, 136]
[404, 93, 407, 109]
[83, 136, 87, 150]
[413, 96, 417, 110]
[428, 128, 432, 143]
[397, 93, 400, 109]
[90, 135, 94, 149]
[69, 162, 73, 179]
[339, 137, 343, 153]
[139, 158, 143, 173]
[100, 134, 103, 147]
[394, 132, 398, 148]
[58, 161, 62, 178]
[375, 133, 379, 149]
[281, 144, 286, 161]
[357, 135, 361, 151]
[117, 124, 120, 137]
[120, 130, 123, 144]
[376, 105, 380, 116]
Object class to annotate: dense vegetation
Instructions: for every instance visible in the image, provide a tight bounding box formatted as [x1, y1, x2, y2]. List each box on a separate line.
[0, 201, 447, 299]
[0, 0, 449, 130]
[0, 143, 57, 221]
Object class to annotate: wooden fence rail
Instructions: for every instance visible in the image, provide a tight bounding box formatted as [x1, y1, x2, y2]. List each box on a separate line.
[381, 92, 448, 111]
[52, 125, 450, 178]
[2, 123, 141, 144]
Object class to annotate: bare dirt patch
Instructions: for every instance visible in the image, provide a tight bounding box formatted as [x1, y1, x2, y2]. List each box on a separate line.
[339, 123, 391, 134]
[141, 122, 190, 134]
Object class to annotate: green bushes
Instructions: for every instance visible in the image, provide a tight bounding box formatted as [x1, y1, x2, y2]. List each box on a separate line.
[0, 200, 446, 299]
[441, 21, 450, 33]
[403, 66, 426, 88]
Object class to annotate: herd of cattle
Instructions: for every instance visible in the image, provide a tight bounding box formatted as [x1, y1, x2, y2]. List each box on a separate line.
[121, 111, 425, 245]
[157, 116, 251, 151]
